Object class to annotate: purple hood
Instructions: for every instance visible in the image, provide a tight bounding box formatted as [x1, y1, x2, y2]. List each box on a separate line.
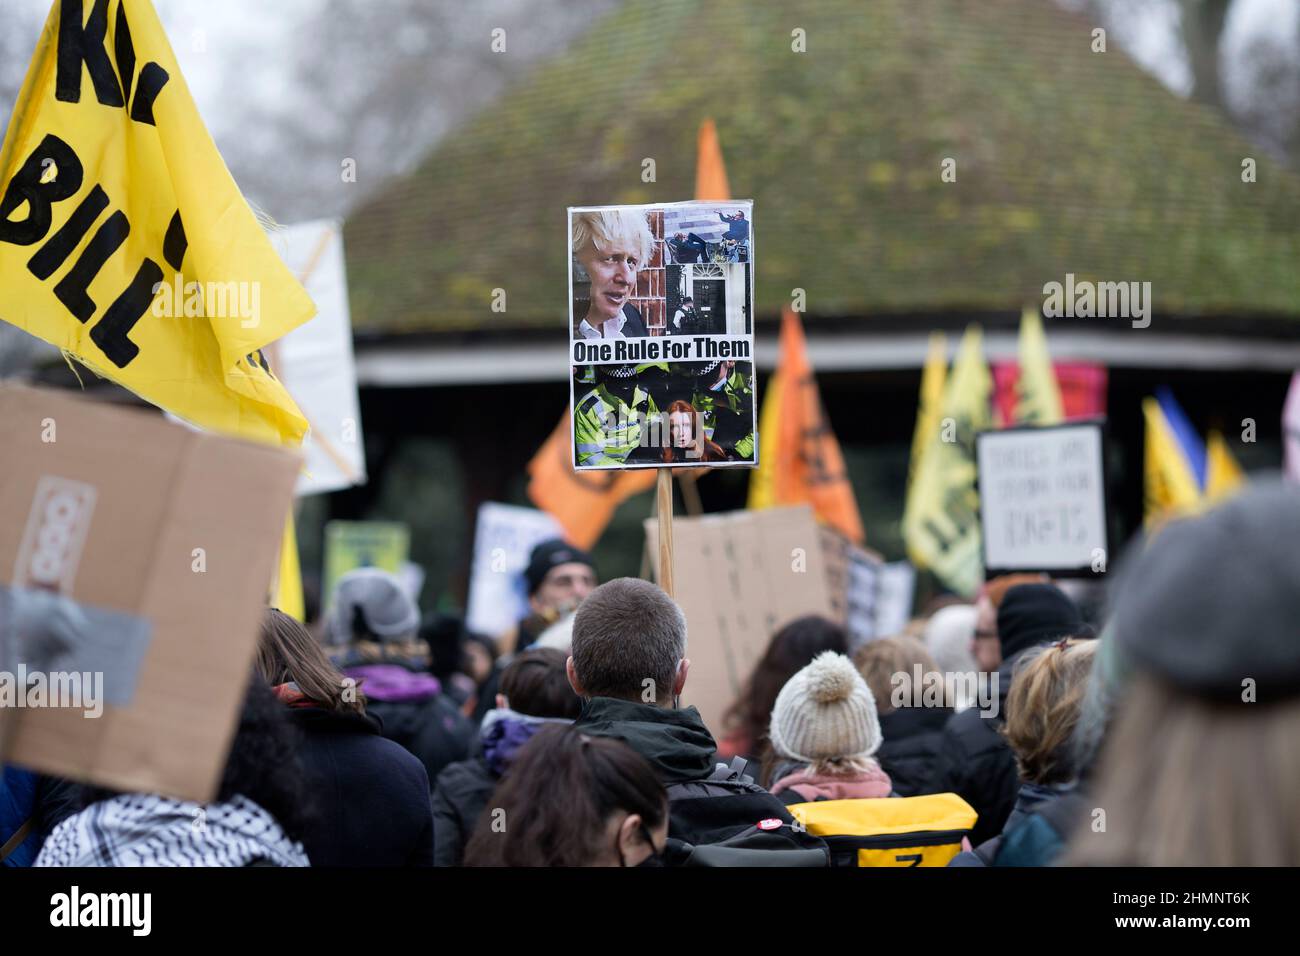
[343, 663, 442, 703]
[479, 708, 573, 777]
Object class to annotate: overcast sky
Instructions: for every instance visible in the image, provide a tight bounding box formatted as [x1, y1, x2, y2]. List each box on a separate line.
[8, 0, 1293, 120]
[2, 0, 1296, 211]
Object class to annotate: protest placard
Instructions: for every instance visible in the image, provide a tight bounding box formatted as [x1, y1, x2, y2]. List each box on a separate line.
[322, 521, 410, 602]
[0, 384, 300, 802]
[465, 503, 564, 638]
[266, 219, 366, 495]
[644, 506, 834, 731]
[976, 422, 1108, 576]
[569, 202, 757, 472]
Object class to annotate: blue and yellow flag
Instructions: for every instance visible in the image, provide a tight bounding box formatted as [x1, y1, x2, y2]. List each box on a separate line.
[1144, 388, 1246, 526]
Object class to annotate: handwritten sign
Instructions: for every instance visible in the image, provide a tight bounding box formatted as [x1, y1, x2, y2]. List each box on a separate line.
[977, 422, 1107, 575]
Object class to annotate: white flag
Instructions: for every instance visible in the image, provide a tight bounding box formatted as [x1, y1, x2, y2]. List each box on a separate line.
[1284, 373, 1300, 483]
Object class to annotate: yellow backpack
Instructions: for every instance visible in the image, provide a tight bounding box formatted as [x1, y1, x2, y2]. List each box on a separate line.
[786, 793, 978, 868]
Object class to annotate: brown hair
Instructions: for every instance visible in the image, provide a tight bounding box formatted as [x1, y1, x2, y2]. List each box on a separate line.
[464, 725, 667, 867]
[982, 573, 1050, 609]
[854, 636, 941, 715]
[257, 608, 366, 714]
[662, 400, 726, 463]
[724, 616, 849, 757]
[1065, 675, 1300, 866]
[500, 648, 582, 719]
[570, 578, 686, 704]
[1002, 638, 1096, 785]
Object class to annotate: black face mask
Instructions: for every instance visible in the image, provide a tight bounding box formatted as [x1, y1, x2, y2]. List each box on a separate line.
[618, 823, 664, 868]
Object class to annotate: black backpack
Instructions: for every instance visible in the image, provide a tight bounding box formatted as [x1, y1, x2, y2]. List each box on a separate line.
[660, 757, 830, 867]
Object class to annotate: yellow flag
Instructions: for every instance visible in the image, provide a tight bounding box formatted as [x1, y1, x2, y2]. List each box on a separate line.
[747, 369, 783, 510]
[1143, 397, 1201, 526]
[1205, 429, 1246, 503]
[1015, 306, 1063, 425]
[0, 0, 314, 446]
[903, 325, 991, 595]
[273, 510, 305, 621]
[908, 333, 947, 494]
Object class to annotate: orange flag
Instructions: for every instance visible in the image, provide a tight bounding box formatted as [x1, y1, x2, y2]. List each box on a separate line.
[527, 410, 655, 549]
[764, 308, 865, 544]
[695, 118, 731, 201]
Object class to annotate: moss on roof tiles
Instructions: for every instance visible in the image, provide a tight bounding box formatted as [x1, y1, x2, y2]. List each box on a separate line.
[343, 0, 1300, 335]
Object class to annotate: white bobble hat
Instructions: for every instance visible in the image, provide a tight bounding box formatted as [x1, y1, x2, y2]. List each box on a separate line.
[768, 651, 882, 764]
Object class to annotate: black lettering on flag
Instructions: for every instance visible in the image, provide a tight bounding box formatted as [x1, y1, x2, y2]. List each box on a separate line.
[0, 134, 84, 246]
[163, 211, 186, 270]
[56, 0, 125, 107]
[27, 184, 109, 279]
[129, 62, 169, 126]
[114, 1, 135, 108]
[90, 257, 163, 367]
[53, 210, 129, 321]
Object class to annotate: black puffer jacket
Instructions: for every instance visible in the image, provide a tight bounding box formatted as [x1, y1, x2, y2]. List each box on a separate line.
[876, 705, 953, 797]
[366, 695, 474, 787]
[287, 707, 435, 866]
[924, 650, 1029, 846]
[431, 758, 495, 867]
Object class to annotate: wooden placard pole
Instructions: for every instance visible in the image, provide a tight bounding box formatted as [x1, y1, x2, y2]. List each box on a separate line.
[657, 469, 675, 597]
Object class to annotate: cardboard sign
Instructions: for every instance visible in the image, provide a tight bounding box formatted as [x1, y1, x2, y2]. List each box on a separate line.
[465, 503, 564, 638]
[820, 527, 917, 646]
[976, 422, 1108, 576]
[644, 506, 833, 732]
[569, 201, 757, 470]
[266, 219, 366, 496]
[321, 521, 409, 603]
[0, 384, 300, 802]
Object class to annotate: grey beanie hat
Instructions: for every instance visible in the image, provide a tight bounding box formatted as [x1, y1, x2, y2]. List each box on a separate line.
[769, 651, 882, 764]
[328, 568, 419, 644]
[1111, 480, 1300, 701]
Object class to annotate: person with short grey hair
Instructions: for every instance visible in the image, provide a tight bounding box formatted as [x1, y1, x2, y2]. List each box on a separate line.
[570, 578, 828, 863]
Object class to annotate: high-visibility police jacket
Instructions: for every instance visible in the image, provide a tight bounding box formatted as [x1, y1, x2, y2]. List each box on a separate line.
[693, 368, 753, 447]
[574, 377, 660, 467]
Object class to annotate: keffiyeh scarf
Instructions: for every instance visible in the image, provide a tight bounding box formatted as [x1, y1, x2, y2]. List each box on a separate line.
[35, 793, 309, 867]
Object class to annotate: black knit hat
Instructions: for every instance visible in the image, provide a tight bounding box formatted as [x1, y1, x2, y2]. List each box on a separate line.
[997, 583, 1084, 660]
[524, 539, 595, 595]
[1111, 481, 1300, 702]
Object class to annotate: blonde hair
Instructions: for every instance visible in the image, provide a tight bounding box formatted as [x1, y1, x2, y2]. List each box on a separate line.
[1065, 674, 1300, 866]
[1003, 638, 1097, 785]
[571, 209, 654, 268]
[854, 636, 942, 714]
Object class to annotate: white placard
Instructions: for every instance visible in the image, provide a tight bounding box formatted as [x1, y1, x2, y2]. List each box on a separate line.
[977, 423, 1107, 574]
[875, 561, 916, 639]
[267, 219, 367, 496]
[465, 503, 565, 637]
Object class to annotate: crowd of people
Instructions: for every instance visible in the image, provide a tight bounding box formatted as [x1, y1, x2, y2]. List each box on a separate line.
[3, 481, 1298, 867]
